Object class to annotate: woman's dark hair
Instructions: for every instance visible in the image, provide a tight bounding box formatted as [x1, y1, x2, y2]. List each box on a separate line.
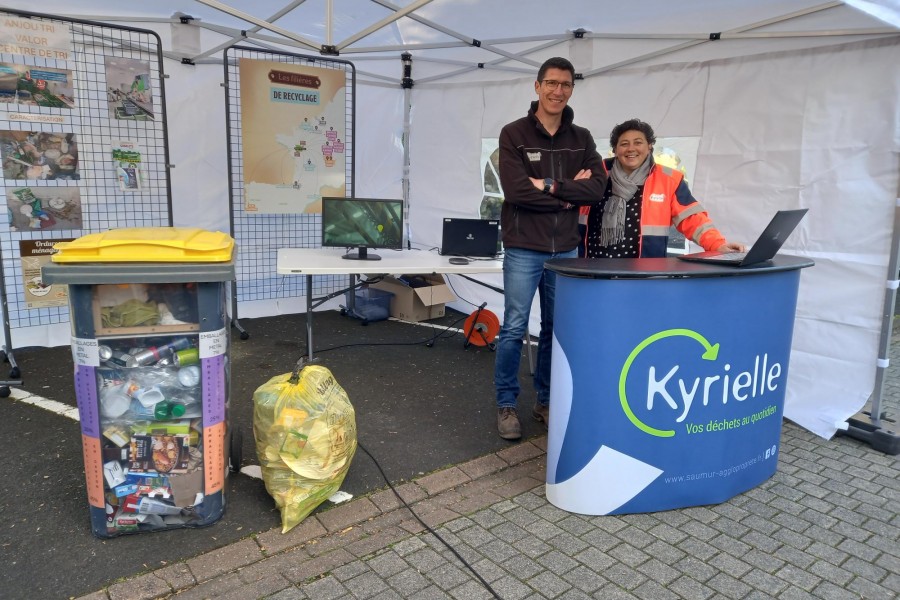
[537, 57, 575, 83]
[610, 119, 656, 148]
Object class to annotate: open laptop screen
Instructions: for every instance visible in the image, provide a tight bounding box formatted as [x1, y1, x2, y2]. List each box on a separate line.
[440, 218, 500, 257]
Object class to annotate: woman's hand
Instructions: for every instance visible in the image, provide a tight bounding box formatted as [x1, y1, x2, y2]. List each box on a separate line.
[716, 242, 747, 253]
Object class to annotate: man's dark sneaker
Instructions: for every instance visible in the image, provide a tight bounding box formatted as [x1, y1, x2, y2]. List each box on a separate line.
[498, 407, 522, 440]
[532, 403, 549, 428]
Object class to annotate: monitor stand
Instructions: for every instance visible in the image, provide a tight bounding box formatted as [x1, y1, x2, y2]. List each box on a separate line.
[342, 246, 381, 261]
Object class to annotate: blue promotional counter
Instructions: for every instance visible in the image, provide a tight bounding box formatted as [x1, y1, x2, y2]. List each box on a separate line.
[544, 255, 813, 515]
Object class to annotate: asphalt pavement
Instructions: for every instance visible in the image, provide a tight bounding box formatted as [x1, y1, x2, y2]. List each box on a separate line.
[2, 308, 541, 600]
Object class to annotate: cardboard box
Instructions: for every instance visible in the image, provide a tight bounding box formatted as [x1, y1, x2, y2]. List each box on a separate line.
[370, 274, 456, 322]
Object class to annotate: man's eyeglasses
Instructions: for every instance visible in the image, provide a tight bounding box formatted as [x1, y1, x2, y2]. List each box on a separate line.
[542, 80, 574, 92]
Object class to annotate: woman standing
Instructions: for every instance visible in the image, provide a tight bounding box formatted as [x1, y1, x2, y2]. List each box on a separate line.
[580, 119, 745, 258]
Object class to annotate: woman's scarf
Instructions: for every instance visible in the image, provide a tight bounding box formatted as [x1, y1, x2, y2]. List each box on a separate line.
[600, 155, 653, 248]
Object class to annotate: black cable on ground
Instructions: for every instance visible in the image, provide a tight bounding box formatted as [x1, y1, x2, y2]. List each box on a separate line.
[357, 441, 503, 600]
[305, 312, 470, 357]
[442, 275, 484, 309]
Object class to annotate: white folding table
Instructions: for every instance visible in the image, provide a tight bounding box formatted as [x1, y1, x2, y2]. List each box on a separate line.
[276, 247, 503, 359]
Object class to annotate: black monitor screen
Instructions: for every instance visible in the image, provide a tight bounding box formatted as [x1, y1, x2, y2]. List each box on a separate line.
[321, 197, 404, 260]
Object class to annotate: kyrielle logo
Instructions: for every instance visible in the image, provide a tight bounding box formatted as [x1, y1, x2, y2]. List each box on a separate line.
[619, 328, 783, 438]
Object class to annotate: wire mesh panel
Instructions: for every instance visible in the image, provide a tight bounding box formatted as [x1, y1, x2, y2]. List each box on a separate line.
[223, 46, 354, 306]
[0, 9, 171, 341]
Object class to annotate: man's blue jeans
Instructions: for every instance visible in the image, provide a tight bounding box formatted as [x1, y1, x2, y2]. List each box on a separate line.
[495, 246, 577, 409]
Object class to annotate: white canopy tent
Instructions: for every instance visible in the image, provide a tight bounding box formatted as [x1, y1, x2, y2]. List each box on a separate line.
[2, 0, 898, 442]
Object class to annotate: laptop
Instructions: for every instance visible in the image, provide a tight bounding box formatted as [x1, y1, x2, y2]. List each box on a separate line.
[440, 218, 500, 257]
[677, 208, 808, 267]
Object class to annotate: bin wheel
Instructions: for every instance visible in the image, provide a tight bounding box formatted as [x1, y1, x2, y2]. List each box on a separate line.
[340, 308, 347, 316]
[9, 367, 20, 379]
[229, 427, 243, 473]
[239, 331, 250, 341]
[0, 386, 9, 398]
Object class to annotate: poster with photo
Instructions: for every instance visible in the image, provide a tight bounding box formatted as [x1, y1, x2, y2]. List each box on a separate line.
[6, 185, 82, 230]
[0, 62, 76, 109]
[105, 57, 154, 121]
[238, 58, 347, 214]
[111, 139, 144, 191]
[0, 130, 79, 180]
[19, 238, 73, 309]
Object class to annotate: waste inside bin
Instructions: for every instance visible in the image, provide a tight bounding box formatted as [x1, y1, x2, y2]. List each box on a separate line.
[42, 227, 236, 538]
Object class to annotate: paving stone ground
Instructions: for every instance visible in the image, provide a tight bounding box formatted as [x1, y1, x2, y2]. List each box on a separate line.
[77, 332, 900, 600]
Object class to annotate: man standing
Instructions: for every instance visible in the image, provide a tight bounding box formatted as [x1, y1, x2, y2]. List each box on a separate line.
[495, 57, 607, 440]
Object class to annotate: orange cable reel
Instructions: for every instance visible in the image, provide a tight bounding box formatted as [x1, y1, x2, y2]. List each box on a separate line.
[463, 308, 500, 348]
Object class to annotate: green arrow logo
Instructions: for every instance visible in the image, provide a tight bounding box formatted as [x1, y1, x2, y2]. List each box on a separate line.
[619, 328, 719, 437]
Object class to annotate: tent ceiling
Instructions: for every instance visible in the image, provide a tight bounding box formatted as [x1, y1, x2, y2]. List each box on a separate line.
[2, 0, 898, 83]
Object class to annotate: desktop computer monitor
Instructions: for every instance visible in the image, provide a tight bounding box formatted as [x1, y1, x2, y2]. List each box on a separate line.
[321, 197, 404, 260]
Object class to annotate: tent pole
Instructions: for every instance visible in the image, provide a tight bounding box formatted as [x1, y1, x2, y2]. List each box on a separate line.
[325, 0, 333, 47]
[840, 193, 900, 455]
[186, 0, 308, 62]
[584, 1, 851, 78]
[370, 0, 539, 68]
[402, 53, 413, 248]
[194, 0, 319, 50]
[191, 20, 317, 53]
[337, 0, 435, 51]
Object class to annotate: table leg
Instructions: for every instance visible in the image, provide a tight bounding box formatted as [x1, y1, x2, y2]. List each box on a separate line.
[306, 274, 314, 360]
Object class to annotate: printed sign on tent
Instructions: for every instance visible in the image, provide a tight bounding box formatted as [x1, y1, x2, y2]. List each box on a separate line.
[6, 185, 82, 230]
[111, 139, 144, 191]
[0, 130, 79, 180]
[0, 17, 72, 60]
[0, 62, 75, 109]
[238, 58, 347, 214]
[20, 238, 73, 309]
[104, 57, 154, 121]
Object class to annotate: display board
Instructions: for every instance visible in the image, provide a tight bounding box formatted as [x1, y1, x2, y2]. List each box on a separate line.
[223, 46, 354, 313]
[0, 8, 171, 390]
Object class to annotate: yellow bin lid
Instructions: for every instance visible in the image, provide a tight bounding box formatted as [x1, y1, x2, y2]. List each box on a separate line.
[51, 227, 234, 263]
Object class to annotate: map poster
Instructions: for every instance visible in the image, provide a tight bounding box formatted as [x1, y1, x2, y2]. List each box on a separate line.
[238, 58, 347, 214]
[19, 238, 73, 309]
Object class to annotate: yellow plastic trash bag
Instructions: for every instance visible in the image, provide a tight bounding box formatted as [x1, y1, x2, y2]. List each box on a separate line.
[253, 365, 357, 533]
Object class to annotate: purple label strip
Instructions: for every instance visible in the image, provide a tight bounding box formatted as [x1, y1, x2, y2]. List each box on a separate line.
[202, 354, 226, 427]
[75, 364, 100, 438]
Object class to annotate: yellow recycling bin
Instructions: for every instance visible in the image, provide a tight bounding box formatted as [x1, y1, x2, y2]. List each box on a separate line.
[42, 227, 237, 538]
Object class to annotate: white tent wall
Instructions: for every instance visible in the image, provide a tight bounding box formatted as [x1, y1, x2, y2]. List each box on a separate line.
[697, 38, 899, 438]
[406, 37, 900, 439]
[167, 61, 230, 233]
